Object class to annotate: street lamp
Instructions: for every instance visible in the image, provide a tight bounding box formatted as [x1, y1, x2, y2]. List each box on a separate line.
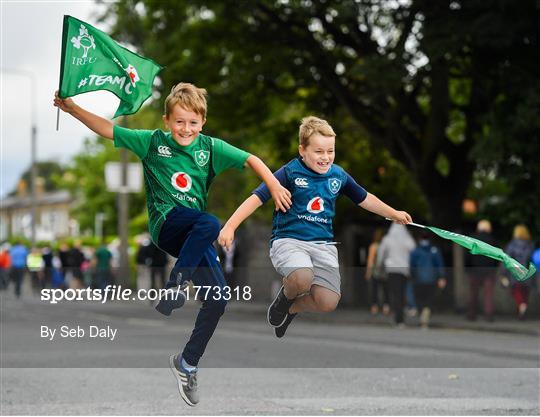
[1, 68, 38, 245]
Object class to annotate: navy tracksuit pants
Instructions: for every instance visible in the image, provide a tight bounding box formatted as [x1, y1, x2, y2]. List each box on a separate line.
[158, 205, 227, 366]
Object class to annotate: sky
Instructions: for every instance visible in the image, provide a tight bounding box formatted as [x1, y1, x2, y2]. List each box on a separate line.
[1, 1, 119, 198]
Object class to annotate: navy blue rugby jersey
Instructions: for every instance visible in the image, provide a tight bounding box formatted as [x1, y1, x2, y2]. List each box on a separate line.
[253, 158, 367, 243]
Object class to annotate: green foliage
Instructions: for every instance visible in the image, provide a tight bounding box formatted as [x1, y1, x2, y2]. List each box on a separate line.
[7, 236, 32, 247]
[471, 84, 540, 238]
[56, 135, 147, 236]
[97, 0, 538, 230]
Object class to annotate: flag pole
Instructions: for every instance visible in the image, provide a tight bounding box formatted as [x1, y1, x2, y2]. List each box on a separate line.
[56, 15, 70, 132]
[385, 218, 427, 229]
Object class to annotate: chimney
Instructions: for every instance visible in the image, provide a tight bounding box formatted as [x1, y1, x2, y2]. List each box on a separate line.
[17, 179, 28, 197]
[35, 177, 46, 196]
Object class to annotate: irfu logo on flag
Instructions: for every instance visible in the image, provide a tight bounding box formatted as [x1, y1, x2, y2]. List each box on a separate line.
[58, 15, 163, 118]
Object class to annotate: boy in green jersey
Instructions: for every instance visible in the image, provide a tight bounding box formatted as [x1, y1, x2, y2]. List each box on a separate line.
[54, 83, 291, 406]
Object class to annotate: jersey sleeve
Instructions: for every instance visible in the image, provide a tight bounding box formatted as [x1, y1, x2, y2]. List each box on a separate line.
[113, 125, 153, 160]
[211, 138, 251, 175]
[252, 166, 288, 204]
[341, 172, 368, 204]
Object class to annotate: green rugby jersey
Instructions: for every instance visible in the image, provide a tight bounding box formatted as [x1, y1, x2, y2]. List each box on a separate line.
[113, 126, 251, 242]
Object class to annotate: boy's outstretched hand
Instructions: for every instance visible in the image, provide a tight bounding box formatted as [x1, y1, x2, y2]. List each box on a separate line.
[390, 210, 412, 225]
[269, 183, 292, 213]
[53, 91, 76, 113]
[218, 225, 235, 251]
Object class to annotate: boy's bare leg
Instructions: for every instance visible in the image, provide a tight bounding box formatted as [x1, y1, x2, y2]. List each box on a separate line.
[290, 285, 340, 314]
[268, 268, 313, 327]
[282, 268, 313, 299]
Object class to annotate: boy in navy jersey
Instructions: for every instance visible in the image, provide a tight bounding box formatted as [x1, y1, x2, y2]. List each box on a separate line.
[219, 116, 412, 337]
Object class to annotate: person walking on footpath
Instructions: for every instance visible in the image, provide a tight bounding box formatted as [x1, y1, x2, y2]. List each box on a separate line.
[0, 243, 11, 291]
[94, 240, 113, 290]
[376, 223, 416, 327]
[409, 231, 446, 328]
[27, 247, 45, 293]
[9, 241, 28, 299]
[500, 224, 535, 320]
[465, 219, 498, 321]
[365, 228, 390, 315]
[219, 116, 411, 338]
[42, 246, 54, 289]
[54, 82, 291, 406]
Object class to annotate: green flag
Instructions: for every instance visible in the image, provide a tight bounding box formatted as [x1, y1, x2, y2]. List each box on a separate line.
[427, 226, 536, 282]
[58, 15, 163, 118]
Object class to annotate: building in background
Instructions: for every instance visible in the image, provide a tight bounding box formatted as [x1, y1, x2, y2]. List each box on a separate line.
[0, 179, 78, 241]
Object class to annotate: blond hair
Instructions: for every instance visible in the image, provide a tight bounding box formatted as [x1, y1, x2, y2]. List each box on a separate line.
[513, 224, 531, 241]
[477, 219, 492, 233]
[164, 83, 207, 119]
[299, 116, 336, 147]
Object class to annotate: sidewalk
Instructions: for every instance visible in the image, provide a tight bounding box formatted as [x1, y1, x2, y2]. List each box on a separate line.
[226, 301, 540, 337]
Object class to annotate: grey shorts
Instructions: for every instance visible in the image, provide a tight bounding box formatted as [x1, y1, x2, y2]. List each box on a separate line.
[269, 238, 341, 295]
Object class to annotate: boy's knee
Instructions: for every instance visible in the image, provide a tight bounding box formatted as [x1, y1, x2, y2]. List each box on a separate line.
[284, 268, 313, 294]
[316, 298, 338, 313]
[313, 291, 339, 313]
[200, 214, 221, 240]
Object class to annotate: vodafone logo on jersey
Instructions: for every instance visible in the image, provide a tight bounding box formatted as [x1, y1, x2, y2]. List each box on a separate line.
[306, 197, 325, 214]
[171, 172, 192, 192]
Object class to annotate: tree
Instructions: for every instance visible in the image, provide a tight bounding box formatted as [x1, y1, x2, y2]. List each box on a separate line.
[100, 0, 539, 228]
[8, 161, 64, 196]
[56, 134, 147, 236]
[470, 84, 540, 237]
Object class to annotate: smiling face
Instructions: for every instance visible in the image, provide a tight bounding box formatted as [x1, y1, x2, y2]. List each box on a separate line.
[163, 104, 205, 146]
[299, 133, 335, 174]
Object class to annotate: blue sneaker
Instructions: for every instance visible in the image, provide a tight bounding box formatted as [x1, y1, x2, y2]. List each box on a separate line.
[169, 354, 199, 406]
[154, 285, 187, 316]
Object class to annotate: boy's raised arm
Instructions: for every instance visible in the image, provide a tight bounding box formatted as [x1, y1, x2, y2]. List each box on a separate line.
[359, 192, 412, 224]
[219, 194, 263, 250]
[245, 155, 291, 212]
[54, 91, 114, 140]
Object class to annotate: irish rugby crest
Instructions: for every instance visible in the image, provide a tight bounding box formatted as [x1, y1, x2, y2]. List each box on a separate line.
[328, 178, 341, 194]
[194, 150, 210, 167]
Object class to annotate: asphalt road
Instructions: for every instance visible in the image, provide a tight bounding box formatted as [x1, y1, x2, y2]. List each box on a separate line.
[1, 292, 539, 415]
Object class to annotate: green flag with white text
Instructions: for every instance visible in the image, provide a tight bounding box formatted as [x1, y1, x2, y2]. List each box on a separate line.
[59, 15, 163, 118]
[427, 226, 536, 282]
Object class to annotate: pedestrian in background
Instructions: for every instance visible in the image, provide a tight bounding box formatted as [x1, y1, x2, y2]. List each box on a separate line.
[68, 240, 85, 289]
[410, 231, 446, 328]
[149, 243, 168, 290]
[10, 241, 28, 298]
[374, 223, 415, 327]
[58, 242, 70, 283]
[136, 236, 153, 291]
[532, 246, 540, 296]
[500, 224, 534, 320]
[94, 241, 113, 289]
[42, 246, 54, 289]
[51, 252, 65, 289]
[217, 236, 239, 289]
[465, 219, 498, 322]
[365, 228, 390, 315]
[27, 247, 45, 293]
[0, 243, 12, 290]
